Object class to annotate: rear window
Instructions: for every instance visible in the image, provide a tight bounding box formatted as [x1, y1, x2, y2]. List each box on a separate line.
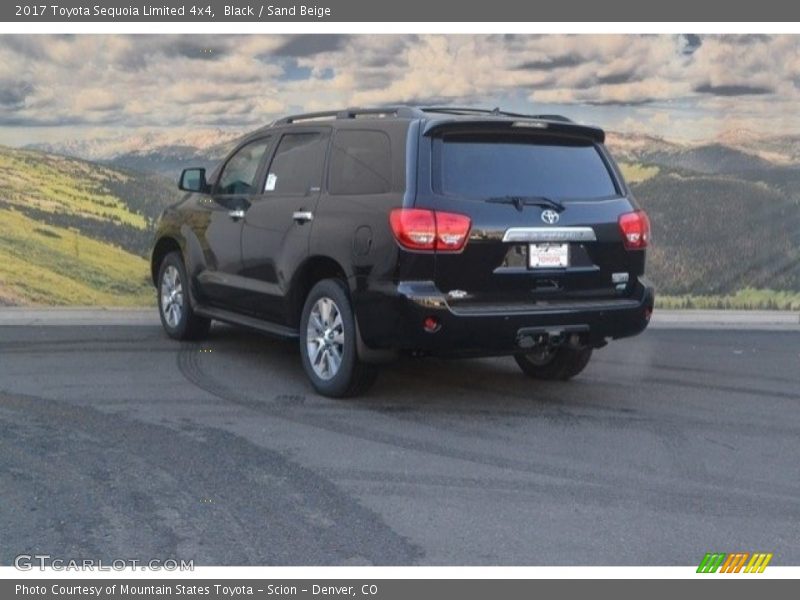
[329, 130, 392, 195]
[433, 134, 618, 200]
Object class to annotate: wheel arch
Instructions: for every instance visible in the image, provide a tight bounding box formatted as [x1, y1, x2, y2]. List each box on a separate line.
[286, 255, 350, 329]
[151, 236, 182, 286]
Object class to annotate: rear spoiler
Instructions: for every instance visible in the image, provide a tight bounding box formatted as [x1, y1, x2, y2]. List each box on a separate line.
[422, 118, 605, 144]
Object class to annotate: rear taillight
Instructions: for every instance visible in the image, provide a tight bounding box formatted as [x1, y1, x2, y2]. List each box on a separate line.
[618, 210, 651, 250]
[389, 208, 435, 250]
[434, 211, 472, 251]
[390, 208, 471, 252]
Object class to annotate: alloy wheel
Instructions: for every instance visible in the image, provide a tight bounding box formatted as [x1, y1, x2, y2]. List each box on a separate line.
[306, 296, 345, 380]
[160, 265, 184, 328]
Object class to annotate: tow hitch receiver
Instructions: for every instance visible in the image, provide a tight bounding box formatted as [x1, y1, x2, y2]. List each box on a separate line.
[516, 325, 590, 350]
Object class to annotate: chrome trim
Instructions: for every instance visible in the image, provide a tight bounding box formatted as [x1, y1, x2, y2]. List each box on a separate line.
[612, 272, 630, 284]
[293, 210, 314, 223]
[502, 227, 596, 243]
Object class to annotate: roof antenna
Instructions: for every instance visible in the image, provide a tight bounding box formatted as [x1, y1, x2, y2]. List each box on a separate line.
[491, 107, 501, 115]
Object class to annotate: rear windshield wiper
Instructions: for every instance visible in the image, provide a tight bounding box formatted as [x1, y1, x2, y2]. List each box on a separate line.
[485, 195, 565, 212]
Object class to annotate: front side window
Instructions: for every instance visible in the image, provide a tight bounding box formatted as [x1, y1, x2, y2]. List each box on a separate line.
[265, 132, 328, 195]
[434, 133, 618, 200]
[216, 138, 271, 195]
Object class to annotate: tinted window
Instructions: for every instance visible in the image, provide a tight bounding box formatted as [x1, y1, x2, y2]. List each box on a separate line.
[435, 134, 618, 199]
[265, 132, 327, 195]
[329, 130, 391, 195]
[217, 138, 271, 195]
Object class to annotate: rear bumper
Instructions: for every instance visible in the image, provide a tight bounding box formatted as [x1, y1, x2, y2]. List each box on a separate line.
[355, 279, 655, 357]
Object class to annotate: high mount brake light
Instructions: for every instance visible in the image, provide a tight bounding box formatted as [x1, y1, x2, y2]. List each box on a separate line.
[389, 208, 471, 252]
[618, 210, 651, 250]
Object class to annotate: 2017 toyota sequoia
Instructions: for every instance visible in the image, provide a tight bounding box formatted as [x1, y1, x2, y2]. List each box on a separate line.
[151, 106, 654, 397]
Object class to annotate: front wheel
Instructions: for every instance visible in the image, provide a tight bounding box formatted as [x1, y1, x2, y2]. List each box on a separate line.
[299, 279, 378, 398]
[157, 251, 211, 341]
[514, 345, 593, 381]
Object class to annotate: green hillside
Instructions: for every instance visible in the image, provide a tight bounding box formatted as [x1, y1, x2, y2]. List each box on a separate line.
[632, 170, 800, 296]
[618, 162, 660, 184]
[2, 141, 799, 309]
[0, 146, 174, 306]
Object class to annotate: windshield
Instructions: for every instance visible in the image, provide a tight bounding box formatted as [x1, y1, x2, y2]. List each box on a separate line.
[434, 133, 619, 200]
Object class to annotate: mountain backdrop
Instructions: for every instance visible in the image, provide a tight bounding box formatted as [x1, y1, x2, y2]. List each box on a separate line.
[608, 130, 800, 305]
[27, 129, 243, 179]
[3, 127, 800, 308]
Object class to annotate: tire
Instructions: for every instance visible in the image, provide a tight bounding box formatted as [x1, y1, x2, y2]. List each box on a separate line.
[514, 345, 593, 381]
[299, 279, 378, 398]
[156, 251, 211, 341]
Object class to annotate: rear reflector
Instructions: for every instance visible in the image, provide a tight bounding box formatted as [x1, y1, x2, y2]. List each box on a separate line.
[618, 210, 651, 250]
[423, 316, 441, 333]
[390, 208, 471, 252]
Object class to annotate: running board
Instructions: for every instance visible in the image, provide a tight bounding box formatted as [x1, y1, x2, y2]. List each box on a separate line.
[195, 305, 299, 339]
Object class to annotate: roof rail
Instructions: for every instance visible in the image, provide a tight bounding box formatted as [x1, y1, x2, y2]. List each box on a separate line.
[420, 106, 573, 123]
[421, 107, 498, 116]
[272, 106, 573, 126]
[523, 114, 574, 123]
[274, 110, 339, 124]
[275, 106, 424, 125]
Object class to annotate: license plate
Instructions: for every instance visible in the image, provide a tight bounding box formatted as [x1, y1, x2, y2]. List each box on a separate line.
[529, 243, 569, 268]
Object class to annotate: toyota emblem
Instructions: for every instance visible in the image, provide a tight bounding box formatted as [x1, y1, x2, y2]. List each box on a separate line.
[541, 209, 560, 225]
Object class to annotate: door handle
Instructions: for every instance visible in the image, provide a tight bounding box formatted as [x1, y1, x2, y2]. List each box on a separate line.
[293, 211, 314, 224]
[228, 209, 246, 220]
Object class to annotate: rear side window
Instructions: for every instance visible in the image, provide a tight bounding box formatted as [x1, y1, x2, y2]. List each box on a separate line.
[216, 137, 271, 195]
[434, 134, 618, 200]
[329, 130, 392, 195]
[265, 132, 327, 195]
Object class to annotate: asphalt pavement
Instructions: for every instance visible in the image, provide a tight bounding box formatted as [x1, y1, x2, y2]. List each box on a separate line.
[0, 313, 798, 565]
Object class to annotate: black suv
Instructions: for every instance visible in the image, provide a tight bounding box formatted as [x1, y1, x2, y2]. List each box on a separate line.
[151, 106, 654, 397]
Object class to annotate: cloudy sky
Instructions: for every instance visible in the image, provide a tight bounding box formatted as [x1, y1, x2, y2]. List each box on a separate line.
[0, 34, 798, 146]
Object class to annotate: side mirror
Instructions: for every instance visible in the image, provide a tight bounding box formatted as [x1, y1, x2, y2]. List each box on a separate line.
[178, 168, 208, 193]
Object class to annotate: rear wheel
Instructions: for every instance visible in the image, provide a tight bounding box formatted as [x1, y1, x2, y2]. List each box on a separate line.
[514, 346, 593, 381]
[157, 251, 211, 341]
[299, 279, 378, 398]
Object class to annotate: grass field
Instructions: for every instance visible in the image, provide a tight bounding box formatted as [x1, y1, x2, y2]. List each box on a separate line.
[657, 288, 800, 311]
[0, 145, 173, 306]
[0, 147, 147, 229]
[0, 207, 153, 306]
[618, 162, 660, 184]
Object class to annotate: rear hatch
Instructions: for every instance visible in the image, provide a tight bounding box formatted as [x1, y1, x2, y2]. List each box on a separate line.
[417, 122, 647, 313]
